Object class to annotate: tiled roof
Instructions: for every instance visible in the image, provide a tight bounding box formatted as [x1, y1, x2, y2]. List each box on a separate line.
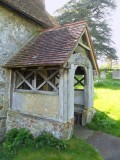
[0, 0, 56, 28]
[4, 21, 92, 68]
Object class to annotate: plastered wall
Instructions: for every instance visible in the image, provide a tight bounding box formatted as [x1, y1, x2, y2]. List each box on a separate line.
[12, 92, 59, 119]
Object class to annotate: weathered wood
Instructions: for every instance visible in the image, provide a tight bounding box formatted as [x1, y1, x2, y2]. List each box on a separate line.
[14, 69, 59, 92]
[42, 70, 48, 91]
[78, 42, 90, 51]
[9, 70, 13, 109]
[74, 76, 84, 87]
[16, 71, 34, 90]
[14, 89, 58, 95]
[47, 80, 58, 92]
[37, 81, 46, 90]
[85, 30, 99, 74]
[16, 71, 34, 89]
[33, 71, 37, 89]
[37, 70, 59, 91]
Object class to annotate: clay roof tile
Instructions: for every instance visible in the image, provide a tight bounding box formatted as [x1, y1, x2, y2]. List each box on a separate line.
[4, 21, 88, 68]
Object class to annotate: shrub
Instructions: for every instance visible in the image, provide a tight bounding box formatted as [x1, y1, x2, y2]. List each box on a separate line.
[3, 128, 34, 151]
[2, 129, 67, 153]
[35, 132, 67, 151]
[3, 128, 19, 144]
[0, 128, 68, 160]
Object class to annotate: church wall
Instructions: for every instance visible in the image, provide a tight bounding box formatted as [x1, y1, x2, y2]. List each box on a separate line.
[0, 5, 43, 132]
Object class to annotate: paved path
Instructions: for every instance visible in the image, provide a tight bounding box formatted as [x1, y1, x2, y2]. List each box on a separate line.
[74, 126, 120, 160]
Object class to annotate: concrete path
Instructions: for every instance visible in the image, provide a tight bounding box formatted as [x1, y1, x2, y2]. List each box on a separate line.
[74, 126, 120, 160]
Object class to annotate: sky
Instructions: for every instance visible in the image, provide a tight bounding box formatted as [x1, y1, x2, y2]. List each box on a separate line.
[46, 0, 120, 61]
[111, 1, 120, 60]
[46, 0, 69, 14]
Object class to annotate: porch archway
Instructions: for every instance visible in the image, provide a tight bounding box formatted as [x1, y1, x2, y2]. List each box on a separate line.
[74, 65, 87, 125]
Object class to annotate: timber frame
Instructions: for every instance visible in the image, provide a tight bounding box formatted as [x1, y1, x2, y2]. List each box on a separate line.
[13, 68, 60, 93]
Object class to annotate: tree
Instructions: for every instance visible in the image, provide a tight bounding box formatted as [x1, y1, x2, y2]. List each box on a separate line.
[55, 0, 118, 60]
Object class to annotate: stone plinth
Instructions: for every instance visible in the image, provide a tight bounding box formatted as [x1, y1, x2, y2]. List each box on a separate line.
[82, 108, 96, 126]
[7, 110, 74, 140]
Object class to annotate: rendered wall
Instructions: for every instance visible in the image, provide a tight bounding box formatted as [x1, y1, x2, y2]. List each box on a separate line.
[0, 5, 40, 65]
[12, 92, 59, 119]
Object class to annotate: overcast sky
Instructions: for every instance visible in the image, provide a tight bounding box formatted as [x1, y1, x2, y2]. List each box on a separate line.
[46, 0, 120, 60]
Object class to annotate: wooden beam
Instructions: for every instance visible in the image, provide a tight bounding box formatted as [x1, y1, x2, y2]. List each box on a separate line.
[16, 71, 34, 90]
[16, 71, 34, 89]
[74, 77, 84, 87]
[14, 89, 58, 95]
[37, 70, 59, 91]
[85, 29, 99, 74]
[78, 42, 90, 51]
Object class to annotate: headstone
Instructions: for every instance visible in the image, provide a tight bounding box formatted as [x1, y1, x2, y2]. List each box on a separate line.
[100, 71, 106, 79]
[112, 70, 120, 80]
[93, 70, 99, 79]
[94, 74, 99, 80]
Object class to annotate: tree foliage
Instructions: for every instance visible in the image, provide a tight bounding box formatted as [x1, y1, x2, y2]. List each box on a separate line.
[55, 0, 118, 60]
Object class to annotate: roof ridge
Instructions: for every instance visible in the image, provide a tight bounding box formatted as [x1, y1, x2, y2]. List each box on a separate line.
[43, 20, 88, 33]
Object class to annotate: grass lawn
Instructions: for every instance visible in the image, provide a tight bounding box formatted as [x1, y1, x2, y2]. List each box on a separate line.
[12, 137, 102, 160]
[88, 74, 120, 137]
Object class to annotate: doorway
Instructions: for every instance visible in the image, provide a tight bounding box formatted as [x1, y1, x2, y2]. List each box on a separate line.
[74, 66, 86, 125]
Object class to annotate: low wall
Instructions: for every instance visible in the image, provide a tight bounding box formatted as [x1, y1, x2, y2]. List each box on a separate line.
[7, 110, 74, 139]
[12, 92, 59, 119]
[74, 90, 84, 105]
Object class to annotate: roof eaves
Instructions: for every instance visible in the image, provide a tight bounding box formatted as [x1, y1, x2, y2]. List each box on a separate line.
[85, 27, 99, 74]
[3, 63, 64, 69]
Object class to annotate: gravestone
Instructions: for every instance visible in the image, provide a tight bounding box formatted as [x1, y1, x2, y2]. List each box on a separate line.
[94, 70, 99, 79]
[94, 75, 99, 80]
[100, 71, 106, 79]
[112, 70, 120, 80]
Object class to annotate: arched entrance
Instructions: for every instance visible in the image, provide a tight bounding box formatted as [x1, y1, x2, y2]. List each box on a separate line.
[74, 66, 87, 125]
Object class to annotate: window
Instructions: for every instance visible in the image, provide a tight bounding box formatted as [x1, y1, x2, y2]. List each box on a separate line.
[14, 69, 59, 92]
